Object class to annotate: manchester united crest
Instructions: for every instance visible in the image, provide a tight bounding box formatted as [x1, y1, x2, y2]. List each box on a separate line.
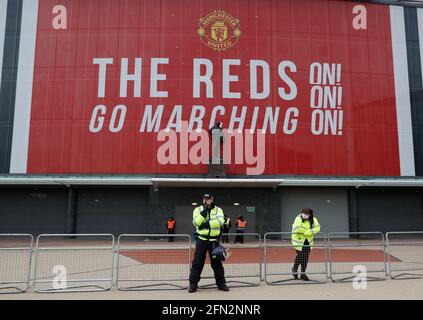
[197, 11, 241, 51]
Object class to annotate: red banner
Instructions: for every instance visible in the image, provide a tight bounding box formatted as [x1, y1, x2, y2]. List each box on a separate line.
[27, 0, 400, 176]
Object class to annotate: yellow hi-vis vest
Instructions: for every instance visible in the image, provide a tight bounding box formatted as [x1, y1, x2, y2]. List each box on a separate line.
[291, 214, 321, 251]
[193, 205, 224, 241]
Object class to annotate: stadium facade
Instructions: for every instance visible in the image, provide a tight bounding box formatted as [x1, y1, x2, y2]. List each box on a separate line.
[0, 0, 423, 236]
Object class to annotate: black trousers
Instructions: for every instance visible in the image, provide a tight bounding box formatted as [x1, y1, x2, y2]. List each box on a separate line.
[222, 229, 229, 243]
[292, 239, 311, 273]
[189, 239, 226, 286]
[234, 230, 245, 243]
[168, 229, 174, 242]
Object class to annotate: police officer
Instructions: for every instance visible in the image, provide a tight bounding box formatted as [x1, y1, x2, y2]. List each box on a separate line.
[291, 208, 321, 281]
[222, 214, 231, 243]
[188, 193, 229, 293]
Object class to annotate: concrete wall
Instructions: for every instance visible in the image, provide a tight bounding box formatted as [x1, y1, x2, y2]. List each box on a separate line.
[280, 188, 350, 236]
[0, 187, 68, 234]
[75, 188, 149, 234]
[356, 189, 423, 233]
[1, 186, 423, 235]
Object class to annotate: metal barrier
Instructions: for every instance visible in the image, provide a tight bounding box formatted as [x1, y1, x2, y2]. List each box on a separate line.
[264, 232, 328, 285]
[198, 233, 262, 288]
[116, 234, 191, 291]
[33, 234, 115, 293]
[328, 232, 387, 282]
[386, 231, 423, 280]
[0, 229, 419, 294]
[0, 234, 33, 293]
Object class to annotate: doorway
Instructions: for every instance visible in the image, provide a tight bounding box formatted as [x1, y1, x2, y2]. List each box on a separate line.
[174, 205, 256, 236]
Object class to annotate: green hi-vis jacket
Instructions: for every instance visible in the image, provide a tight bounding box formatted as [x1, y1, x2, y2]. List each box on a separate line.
[291, 214, 321, 251]
[192, 205, 224, 241]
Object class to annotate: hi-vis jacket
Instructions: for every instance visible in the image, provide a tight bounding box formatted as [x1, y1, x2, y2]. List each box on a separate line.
[167, 220, 175, 230]
[291, 214, 321, 251]
[192, 205, 224, 241]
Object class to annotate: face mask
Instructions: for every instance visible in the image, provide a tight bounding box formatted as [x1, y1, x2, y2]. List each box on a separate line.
[301, 213, 310, 220]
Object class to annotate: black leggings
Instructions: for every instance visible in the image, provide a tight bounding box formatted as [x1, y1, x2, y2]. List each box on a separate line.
[293, 240, 311, 273]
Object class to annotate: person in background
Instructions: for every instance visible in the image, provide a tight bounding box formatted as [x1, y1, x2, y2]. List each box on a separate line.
[291, 208, 321, 281]
[234, 215, 247, 244]
[167, 217, 176, 242]
[235, 215, 240, 226]
[222, 214, 232, 243]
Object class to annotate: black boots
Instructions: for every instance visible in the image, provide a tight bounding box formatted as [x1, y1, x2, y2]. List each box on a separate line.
[188, 282, 230, 292]
[300, 274, 310, 281]
[188, 282, 198, 293]
[218, 284, 230, 291]
[292, 269, 310, 281]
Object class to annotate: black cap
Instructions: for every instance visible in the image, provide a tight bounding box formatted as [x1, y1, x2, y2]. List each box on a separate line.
[203, 193, 213, 199]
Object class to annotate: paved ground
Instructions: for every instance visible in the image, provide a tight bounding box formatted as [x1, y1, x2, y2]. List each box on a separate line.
[1, 278, 422, 300]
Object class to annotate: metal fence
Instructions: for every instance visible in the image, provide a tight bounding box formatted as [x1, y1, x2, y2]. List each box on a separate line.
[328, 232, 387, 282]
[1, 229, 423, 293]
[33, 234, 115, 293]
[116, 234, 191, 291]
[386, 231, 423, 280]
[0, 234, 33, 294]
[199, 233, 262, 288]
[263, 232, 328, 285]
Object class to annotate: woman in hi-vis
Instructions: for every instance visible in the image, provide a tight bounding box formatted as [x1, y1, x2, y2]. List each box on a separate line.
[291, 208, 321, 281]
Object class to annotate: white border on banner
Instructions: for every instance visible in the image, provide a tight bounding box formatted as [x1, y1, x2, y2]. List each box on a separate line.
[0, 0, 8, 92]
[418, 9, 423, 92]
[10, 0, 39, 174]
[390, 5, 415, 176]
